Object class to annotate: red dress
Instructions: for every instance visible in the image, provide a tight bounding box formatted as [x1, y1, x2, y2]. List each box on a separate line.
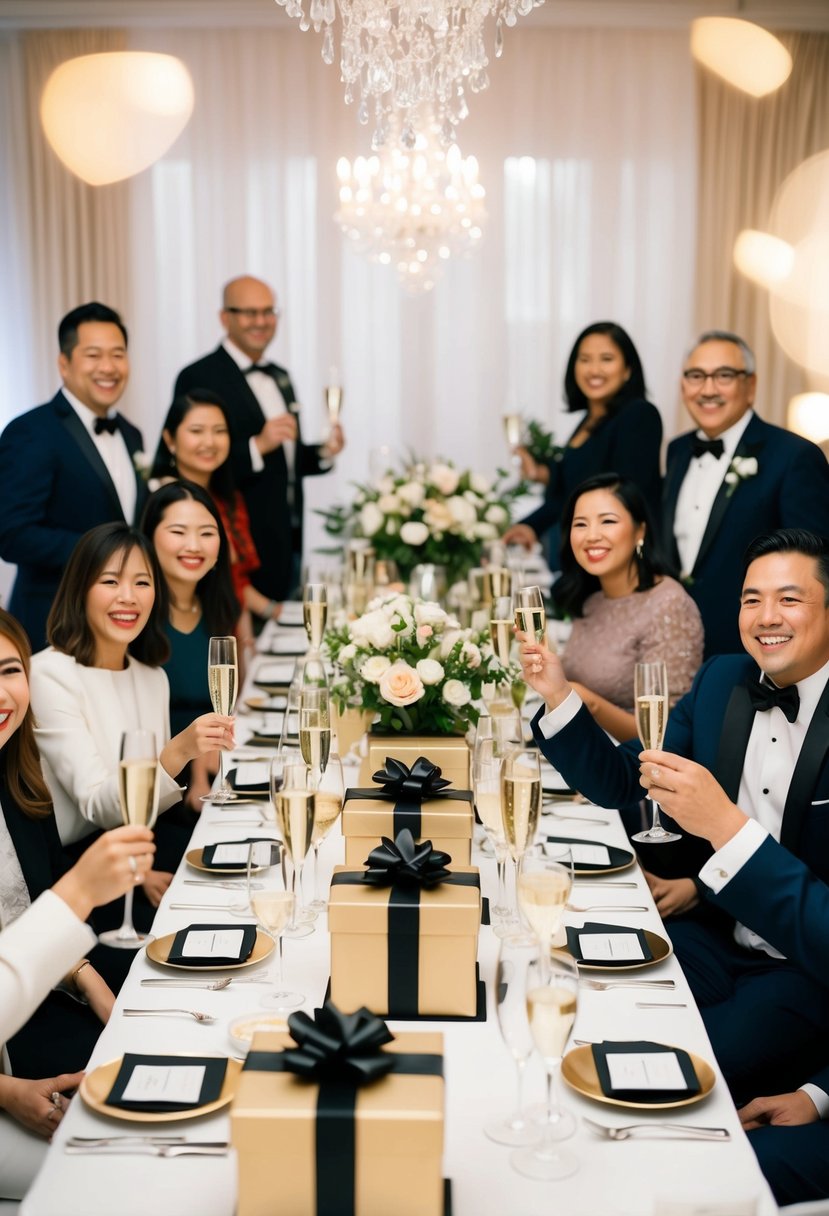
[213, 492, 260, 605]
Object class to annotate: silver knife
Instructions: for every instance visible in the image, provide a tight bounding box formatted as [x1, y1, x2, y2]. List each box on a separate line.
[65, 1142, 229, 1157]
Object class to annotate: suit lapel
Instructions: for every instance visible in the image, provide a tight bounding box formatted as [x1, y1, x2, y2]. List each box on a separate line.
[692, 421, 766, 575]
[662, 439, 692, 572]
[781, 677, 829, 856]
[54, 395, 125, 520]
[713, 683, 755, 800]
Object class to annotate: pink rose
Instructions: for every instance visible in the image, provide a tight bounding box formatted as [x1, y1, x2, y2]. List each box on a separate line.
[416, 624, 434, 642]
[378, 662, 425, 708]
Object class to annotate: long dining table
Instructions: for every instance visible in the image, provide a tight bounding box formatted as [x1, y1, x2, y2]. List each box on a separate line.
[22, 617, 777, 1216]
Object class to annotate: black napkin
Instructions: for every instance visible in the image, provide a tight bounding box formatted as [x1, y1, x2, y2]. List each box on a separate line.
[105, 1053, 228, 1112]
[591, 1040, 700, 1103]
[167, 922, 258, 967]
[200, 837, 278, 871]
[545, 835, 633, 873]
[246, 730, 283, 748]
[566, 921, 653, 966]
[227, 767, 270, 798]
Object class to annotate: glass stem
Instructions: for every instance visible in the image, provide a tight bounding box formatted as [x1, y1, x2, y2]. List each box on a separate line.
[650, 797, 664, 832]
[276, 935, 285, 991]
[217, 746, 228, 794]
[312, 842, 322, 904]
[117, 887, 139, 941]
[509, 1058, 528, 1130]
[539, 1067, 558, 1157]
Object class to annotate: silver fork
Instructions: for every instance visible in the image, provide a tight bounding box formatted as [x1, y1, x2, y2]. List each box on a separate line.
[122, 1008, 216, 1023]
[582, 1117, 729, 1142]
[183, 879, 265, 891]
[169, 902, 248, 912]
[567, 904, 649, 913]
[140, 978, 233, 990]
[65, 1141, 229, 1157]
[581, 978, 676, 991]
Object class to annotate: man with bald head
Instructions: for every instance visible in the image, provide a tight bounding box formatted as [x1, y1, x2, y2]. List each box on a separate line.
[174, 276, 344, 604]
[662, 329, 829, 656]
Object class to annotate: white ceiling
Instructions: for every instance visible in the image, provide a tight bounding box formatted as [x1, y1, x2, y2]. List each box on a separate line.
[1, 0, 829, 30]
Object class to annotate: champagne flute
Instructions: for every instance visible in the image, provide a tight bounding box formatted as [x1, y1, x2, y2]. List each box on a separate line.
[324, 379, 343, 427]
[303, 583, 328, 653]
[299, 686, 331, 790]
[632, 661, 680, 844]
[203, 635, 238, 804]
[273, 756, 316, 939]
[485, 932, 543, 1146]
[501, 747, 542, 936]
[503, 412, 523, 469]
[98, 730, 158, 948]
[518, 843, 573, 968]
[514, 585, 546, 646]
[228, 839, 281, 917]
[308, 753, 344, 912]
[473, 736, 513, 931]
[489, 595, 514, 670]
[512, 948, 579, 1180]
[484, 567, 514, 603]
[250, 858, 304, 1011]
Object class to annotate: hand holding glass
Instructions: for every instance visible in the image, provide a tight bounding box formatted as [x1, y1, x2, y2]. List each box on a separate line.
[633, 661, 680, 844]
[203, 635, 238, 804]
[98, 730, 158, 949]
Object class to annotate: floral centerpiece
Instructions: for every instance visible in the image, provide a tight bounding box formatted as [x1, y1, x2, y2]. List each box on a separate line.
[325, 593, 510, 734]
[320, 458, 522, 586]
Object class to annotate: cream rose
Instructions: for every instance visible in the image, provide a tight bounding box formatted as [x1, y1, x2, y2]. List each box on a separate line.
[379, 662, 425, 707]
[400, 521, 429, 545]
[460, 640, 482, 669]
[338, 643, 357, 662]
[350, 609, 395, 649]
[470, 472, 491, 495]
[485, 503, 508, 526]
[442, 679, 471, 708]
[416, 658, 444, 685]
[397, 480, 425, 508]
[447, 495, 477, 527]
[377, 493, 400, 514]
[359, 502, 384, 536]
[423, 499, 454, 531]
[429, 463, 460, 496]
[361, 654, 392, 683]
[414, 600, 448, 628]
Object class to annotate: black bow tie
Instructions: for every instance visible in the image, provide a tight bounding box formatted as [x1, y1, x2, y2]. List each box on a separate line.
[691, 436, 724, 460]
[244, 362, 276, 377]
[747, 678, 800, 724]
[94, 415, 119, 436]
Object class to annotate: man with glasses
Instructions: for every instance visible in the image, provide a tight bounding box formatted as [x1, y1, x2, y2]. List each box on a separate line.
[663, 330, 829, 656]
[174, 276, 344, 604]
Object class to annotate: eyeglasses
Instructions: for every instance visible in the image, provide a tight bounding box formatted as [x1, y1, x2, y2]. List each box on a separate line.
[224, 306, 281, 320]
[682, 367, 749, 389]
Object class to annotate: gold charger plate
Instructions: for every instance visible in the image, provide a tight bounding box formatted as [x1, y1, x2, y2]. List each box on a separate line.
[146, 928, 274, 972]
[80, 1055, 243, 1123]
[244, 695, 287, 712]
[186, 847, 270, 876]
[567, 928, 673, 972]
[561, 1043, 715, 1110]
[573, 854, 636, 877]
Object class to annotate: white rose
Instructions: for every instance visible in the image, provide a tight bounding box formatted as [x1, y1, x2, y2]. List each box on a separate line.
[447, 495, 477, 527]
[473, 521, 498, 540]
[359, 502, 384, 536]
[439, 629, 463, 658]
[378, 662, 425, 707]
[397, 480, 425, 508]
[414, 601, 448, 628]
[429, 463, 460, 496]
[385, 518, 399, 535]
[732, 456, 758, 477]
[377, 493, 400, 513]
[400, 521, 430, 545]
[442, 679, 471, 708]
[376, 475, 395, 494]
[361, 654, 392, 683]
[485, 504, 508, 526]
[416, 658, 445, 685]
[351, 609, 395, 649]
[338, 643, 357, 662]
[460, 641, 482, 669]
[470, 472, 491, 494]
[423, 499, 454, 531]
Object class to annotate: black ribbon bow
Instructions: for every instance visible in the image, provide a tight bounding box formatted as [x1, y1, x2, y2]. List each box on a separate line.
[747, 677, 800, 724]
[281, 1001, 395, 1085]
[244, 362, 276, 376]
[363, 828, 452, 889]
[94, 415, 119, 435]
[691, 435, 724, 459]
[371, 756, 451, 802]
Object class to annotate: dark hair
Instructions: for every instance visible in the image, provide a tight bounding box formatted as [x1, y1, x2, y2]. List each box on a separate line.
[553, 472, 666, 618]
[563, 322, 647, 415]
[140, 480, 240, 635]
[150, 389, 236, 504]
[47, 524, 170, 667]
[58, 302, 128, 358]
[0, 610, 52, 819]
[743, 529, 829, 606]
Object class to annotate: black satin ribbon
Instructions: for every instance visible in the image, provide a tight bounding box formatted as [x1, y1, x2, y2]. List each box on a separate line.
[244, 1003, 443, 1216]
[369, 756, 451, 837]
[331, 860, 480, 1017]
[343, 785, 471, 840]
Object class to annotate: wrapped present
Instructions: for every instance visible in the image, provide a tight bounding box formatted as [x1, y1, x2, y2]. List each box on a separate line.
[344, 756, 473, 867]
[329, 830, 480, 1018]
[232, 1002, 444, 1216]
[366, 732, 470, 789]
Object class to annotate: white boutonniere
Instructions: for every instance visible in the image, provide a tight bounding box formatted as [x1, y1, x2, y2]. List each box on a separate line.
[724, 455, 758, 497]
[132, 450, 152, 481]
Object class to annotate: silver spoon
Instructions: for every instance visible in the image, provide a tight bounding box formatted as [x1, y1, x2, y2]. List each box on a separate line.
[122, 1008, 216, 1023]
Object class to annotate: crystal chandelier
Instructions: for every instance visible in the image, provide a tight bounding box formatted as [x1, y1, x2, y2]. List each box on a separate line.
[274, 0, 542, 146]
[335, 120, 486, 292]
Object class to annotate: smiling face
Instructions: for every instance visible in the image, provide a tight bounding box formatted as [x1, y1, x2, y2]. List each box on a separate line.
[681, 338, 755, 439]
[739, 551, 829, 686]
[58, 321, 129, 417]
[0, 635, 29, 750]
[573, 333, 631, 412]
[164, 405, 230, 487]
[569, 487, 644, 595]
[85, 546, 155, 668]
[152, 498, 221, 594]
[220, 276, 278, 362]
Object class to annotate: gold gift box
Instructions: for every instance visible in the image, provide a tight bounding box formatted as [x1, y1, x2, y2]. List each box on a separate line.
[365, 733, 470, 789]
[329, 865, 480, 1017]
[342, 788, 473, 867]
[232, 1029, 445, 1216]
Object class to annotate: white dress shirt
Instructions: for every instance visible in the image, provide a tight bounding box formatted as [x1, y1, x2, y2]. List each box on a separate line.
[673, 410, 753, 577]
[222, 338, 296, 484]
[62, 387, 137, 523]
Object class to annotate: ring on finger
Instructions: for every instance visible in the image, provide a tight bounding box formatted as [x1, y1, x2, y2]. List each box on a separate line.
[651, 766, 661, 781]
[128, 854, 138, 875]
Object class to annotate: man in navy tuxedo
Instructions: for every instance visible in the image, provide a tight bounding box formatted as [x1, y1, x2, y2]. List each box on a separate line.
[663, 330, 829, 657]
[0, 303, 147, 651]
[173, 275, 344, 606]
[521, 529, 829, 1105]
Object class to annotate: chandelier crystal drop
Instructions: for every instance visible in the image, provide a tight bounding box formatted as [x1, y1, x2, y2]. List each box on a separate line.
[335, 118, 487, 292]
[274, 0, 541, 143]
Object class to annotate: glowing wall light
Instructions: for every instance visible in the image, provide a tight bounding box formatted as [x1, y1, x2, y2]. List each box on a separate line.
[733, 229, 794, 288]
[41, 52, 194, 186]
[691, 18, 792, 98]
[788, 393, 829, 444]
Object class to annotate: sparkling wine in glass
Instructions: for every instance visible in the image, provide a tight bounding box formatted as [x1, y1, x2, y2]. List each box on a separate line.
[251, 875, 303, 1010]
[202, 635, 238, 804]
[273, 759, 316, 939]
[302, 583, 328, 652]
[308, 753, 344, 913]
[514, 585, 546, 645]
[324, 380, 343, 426]
[632, 661, 680, 844]
[489, 595, 514, 668]
[501, 748, 541, 863]
[473, 735, 513, 931]
[512, 948, 579, 1180]
[98, 730, 158, 949]
[518, 843, 573, 965]
[298, 686, 331, 789]
[485, 931, 543, 1146]
[503, 413, 523, 469]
